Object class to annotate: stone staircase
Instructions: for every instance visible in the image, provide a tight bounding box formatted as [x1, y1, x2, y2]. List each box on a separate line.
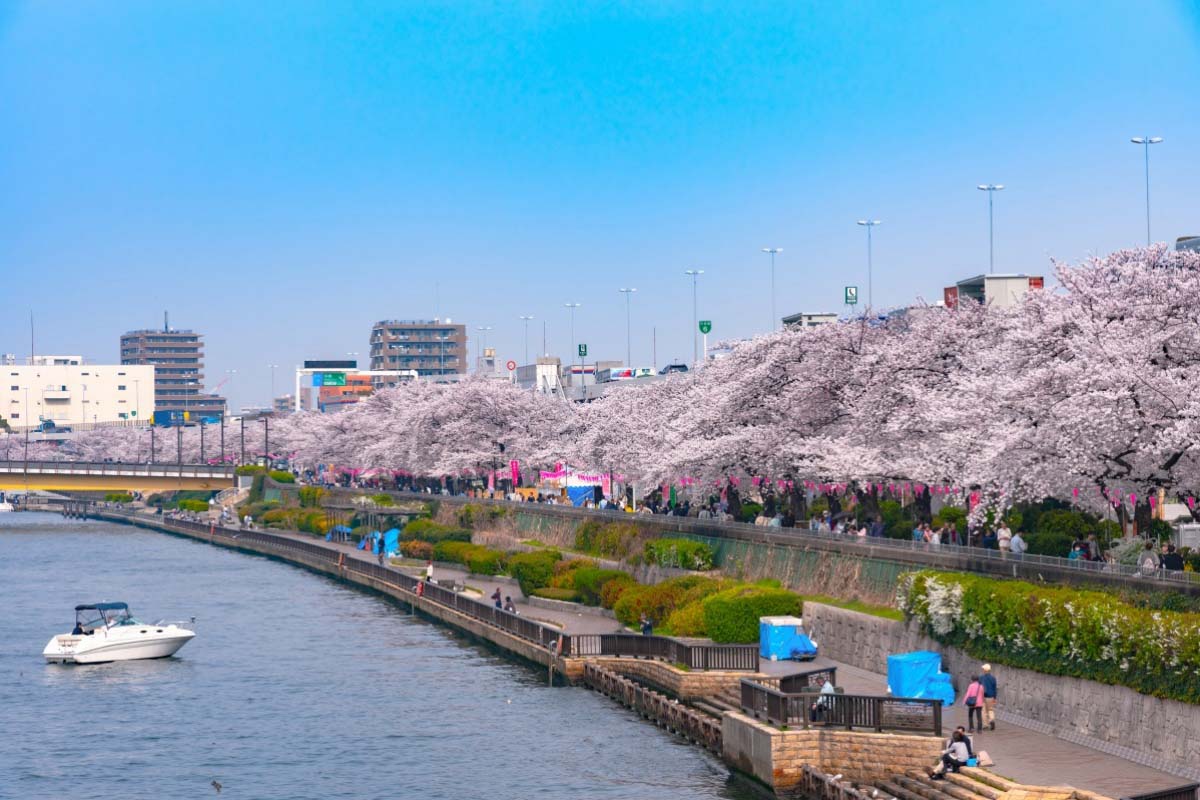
[875, 767, 1011, 800]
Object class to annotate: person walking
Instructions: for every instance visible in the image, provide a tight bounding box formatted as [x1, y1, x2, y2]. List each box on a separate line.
[425, 559, 435, 583]
[962, 675, 984, 733]
[492, 588, 503, 609]
[996, 523, 1012, 553]
[980, 664, 998, 730]
[1009, 531, 1027, 558]
[1138, 541, 1160, 576]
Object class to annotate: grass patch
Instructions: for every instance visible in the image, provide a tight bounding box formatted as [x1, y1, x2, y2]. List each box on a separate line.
[805, 595, 903, 621]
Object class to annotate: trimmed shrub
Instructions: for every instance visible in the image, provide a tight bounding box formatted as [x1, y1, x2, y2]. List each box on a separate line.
[738, 501, 763, 523]
[261, 508, 292, 525]
[104, 492, 134, 503]
[572, 567, 632, 606]
[532, 587, 580, 602]
[177, 499, 209, 513]
[1036, 509, 1091, 540]
[235, 465, 264, 476]
[433, 540, 475, 563]
[237, 500, 279, 520]
[702, 586, 801, 643]
[897, 570, 1200, 704]
[400, 540, 433, 560]
[296, 511, 329, 535]
[599, 574, 637, 609]
[665, 601, 709, 637]
[1024, 531, 1073, 557]
[612, 582, 687, 627]
[371, 493, 394, 506]
[457, 505, 477, 527]
[644, 538, 714, 570]
[402, 518, 471, 544]
[508, 550, 562, 595]
[466, 547, 505, 576]
[268, 470, 295, 484]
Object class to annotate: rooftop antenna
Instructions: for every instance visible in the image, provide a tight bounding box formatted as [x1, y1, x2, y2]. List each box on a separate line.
[29, 311, 35, 364]
[164, 310, 169, 333]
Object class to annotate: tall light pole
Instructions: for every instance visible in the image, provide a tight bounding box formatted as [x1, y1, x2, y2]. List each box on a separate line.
[519, 315, 534, 365]
[856, 220, 881, 310]
[977, 185, 1004, 274]
[267, 364, 278, 407]
[564, 303, 581, 368]
[684, 270, 703, 365]
[1131, 136, 1164, 246]
[760, 248, 782, 331]
[618, 288, 637, 367]
[475, 326, 492, 373]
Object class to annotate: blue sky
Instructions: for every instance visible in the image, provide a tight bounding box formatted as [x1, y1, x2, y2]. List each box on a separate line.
[2, 1, 1198, 410]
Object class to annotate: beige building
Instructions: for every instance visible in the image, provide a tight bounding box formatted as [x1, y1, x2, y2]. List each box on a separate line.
[1, 361, 155, 430]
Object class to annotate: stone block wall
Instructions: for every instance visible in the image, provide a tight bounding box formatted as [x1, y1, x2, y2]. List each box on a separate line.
[803, 602, 1200, 780]
[589, 657, 761, 700]
[721, 712, 943, 791]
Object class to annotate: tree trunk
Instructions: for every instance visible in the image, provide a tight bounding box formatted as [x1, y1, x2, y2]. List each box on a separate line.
[913, 486, 932, 524]
[788, 487, 809, 523]
[727, 482, 742, 520]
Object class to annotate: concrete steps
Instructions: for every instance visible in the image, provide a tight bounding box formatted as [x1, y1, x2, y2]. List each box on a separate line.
[959, 768, 1017, 793]
[898, 772, 993, 800]
[944, 772, 1001, 800]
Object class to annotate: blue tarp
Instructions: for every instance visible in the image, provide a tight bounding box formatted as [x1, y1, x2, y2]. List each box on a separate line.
[759, 616, 819, 661]
[887, 650, 955, 705]
[358, 531, 381, 551]
[567, 486, 594, 506]
[380, 528, 400, 556]
[326, 524, 353, 543]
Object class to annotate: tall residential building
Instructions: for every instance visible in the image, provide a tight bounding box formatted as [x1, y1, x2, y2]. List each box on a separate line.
[369, 320, 466, 377]
[120, 319, 227, 420]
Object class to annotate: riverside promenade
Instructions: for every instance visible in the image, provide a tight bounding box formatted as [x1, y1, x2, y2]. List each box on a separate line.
[81, 505, 1191, 800]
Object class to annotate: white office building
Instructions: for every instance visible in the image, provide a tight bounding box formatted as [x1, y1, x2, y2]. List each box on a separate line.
[1, 360, 155, 430]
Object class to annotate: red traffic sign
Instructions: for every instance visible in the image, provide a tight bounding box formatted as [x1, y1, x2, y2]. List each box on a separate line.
[506, 360, 517, 371]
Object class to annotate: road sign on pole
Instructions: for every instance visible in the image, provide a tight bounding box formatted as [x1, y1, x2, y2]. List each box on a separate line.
[578, 344, 588, 358]
[844, 286, 859, 306]
[698, 320, 712, 334]
[505, 360, 516, 372]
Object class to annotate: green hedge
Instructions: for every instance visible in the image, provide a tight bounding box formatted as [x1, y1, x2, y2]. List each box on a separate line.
[298, 487, 326, 508]
[235, 465, 264, 476]
[898, 570, 1200, 704]
[104, 492, 134, 503]
[532, 587, 580, 602]
[431, 541, 506, 576]
[507, 550, 562, 595]
[177, 499, 210, 513]
[702, 585, 801, 643]
[571, 567, 631, 606]
[402, 518, 472, 544]
[268, 470, 295, 483]
[612, 582, 688, 627]
[643, 538, 714, 570]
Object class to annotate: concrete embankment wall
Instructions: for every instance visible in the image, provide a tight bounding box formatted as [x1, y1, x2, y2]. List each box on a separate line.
[803, 602, 1200, 781]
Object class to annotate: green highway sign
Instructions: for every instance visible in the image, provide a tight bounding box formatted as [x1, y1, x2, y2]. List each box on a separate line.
[699, 320, 712, 334]
[844, 286, 859, 306]
[322, 372, 347, 386]
[578, 344, 588, 358]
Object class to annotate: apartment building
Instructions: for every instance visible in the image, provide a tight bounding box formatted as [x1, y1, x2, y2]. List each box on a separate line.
[120, 321, 227, 419]
[369, 319, 466, 377]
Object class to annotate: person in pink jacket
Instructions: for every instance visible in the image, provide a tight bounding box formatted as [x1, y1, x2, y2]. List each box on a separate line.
[962, 675, 984, 733]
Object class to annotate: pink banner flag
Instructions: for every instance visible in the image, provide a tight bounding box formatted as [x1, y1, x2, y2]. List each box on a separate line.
[1149, 496, 1157, 511]
[510, 459, 520, 484]
[1072, 487, 1079, 498]
[1188, 497, 1196, 510]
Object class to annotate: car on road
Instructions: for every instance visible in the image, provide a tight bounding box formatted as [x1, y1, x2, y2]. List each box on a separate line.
[34, 421, 72, 433]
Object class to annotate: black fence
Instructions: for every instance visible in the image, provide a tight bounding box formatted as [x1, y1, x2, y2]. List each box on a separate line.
[740, 678, 942, 735]
[758, 665, 838, 694]
[569, 633, 759, 671]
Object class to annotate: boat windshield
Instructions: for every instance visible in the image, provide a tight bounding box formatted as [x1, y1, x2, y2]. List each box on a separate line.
[76, 605, 136, 630]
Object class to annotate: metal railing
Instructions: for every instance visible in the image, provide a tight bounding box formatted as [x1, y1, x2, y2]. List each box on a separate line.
[0, 460, 235, 477]
[392, 491, 1200, 591]
[739, 678, 942, 735]
[757, 665, 837, 694]
[570, 633, 759, 671]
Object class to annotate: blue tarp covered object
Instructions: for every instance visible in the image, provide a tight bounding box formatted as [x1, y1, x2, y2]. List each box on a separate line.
[567, 486, 594, 506]
[759, 616, 819, 661]
[381, 528, 400, 556]
[887, 650, 955, 705]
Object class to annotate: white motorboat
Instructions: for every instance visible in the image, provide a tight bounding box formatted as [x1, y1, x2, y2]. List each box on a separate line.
[43, 602, 195, 664]
[0, 491, 13, 512]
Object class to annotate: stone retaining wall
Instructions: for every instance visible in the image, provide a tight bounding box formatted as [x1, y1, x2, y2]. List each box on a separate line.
[803, 602, 1200, 781]
[721, 711, 943, 790]
[588, 656, 763, 700]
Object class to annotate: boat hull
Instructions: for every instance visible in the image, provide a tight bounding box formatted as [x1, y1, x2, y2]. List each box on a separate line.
[43, 627, 195, 664]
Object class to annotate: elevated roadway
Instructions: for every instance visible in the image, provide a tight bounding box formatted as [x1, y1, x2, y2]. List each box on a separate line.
[0, 460, 235, 492]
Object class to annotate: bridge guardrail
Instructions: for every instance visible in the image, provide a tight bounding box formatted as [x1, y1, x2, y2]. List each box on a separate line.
[0, 460, 235, 478]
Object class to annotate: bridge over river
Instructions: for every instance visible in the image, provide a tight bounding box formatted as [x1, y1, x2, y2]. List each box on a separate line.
[0, 460, 234, 492]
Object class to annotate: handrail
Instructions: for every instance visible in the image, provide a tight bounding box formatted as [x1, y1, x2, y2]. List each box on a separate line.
[740, 678, 942, 735]
[389, 491, 1200, 590]
[0, 459, 235, 476]
[569, 632, 758, 671]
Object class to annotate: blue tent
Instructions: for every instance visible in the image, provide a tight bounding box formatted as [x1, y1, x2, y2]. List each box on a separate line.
[358, 531, 381, 551]
[326, 524, 352, 542]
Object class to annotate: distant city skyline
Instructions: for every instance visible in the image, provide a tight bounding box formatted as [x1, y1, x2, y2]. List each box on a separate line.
[2, 2, 1198, 410]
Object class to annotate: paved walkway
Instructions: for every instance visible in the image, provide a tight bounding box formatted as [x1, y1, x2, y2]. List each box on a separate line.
[764, 656, 1182, 797]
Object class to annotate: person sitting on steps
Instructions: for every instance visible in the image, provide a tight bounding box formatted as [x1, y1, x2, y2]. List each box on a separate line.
[929, 730, 970, 779]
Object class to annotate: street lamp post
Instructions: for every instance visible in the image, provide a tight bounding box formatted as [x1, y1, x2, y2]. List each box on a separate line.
[856, 220, 881, 310]
[267, 364, 279, 408]
[760, 248, 782, 331]
[1131, 136, 1164, 246]
[564, 303, 581, 371]
[618, 288, 637, 367]
[519, 315, 534, 365]
[977, 184, 1004, 273]
[684, 270, 703, 365]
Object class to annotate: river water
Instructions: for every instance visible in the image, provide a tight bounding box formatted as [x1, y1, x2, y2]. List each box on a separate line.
[0, 513, 759, 800]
